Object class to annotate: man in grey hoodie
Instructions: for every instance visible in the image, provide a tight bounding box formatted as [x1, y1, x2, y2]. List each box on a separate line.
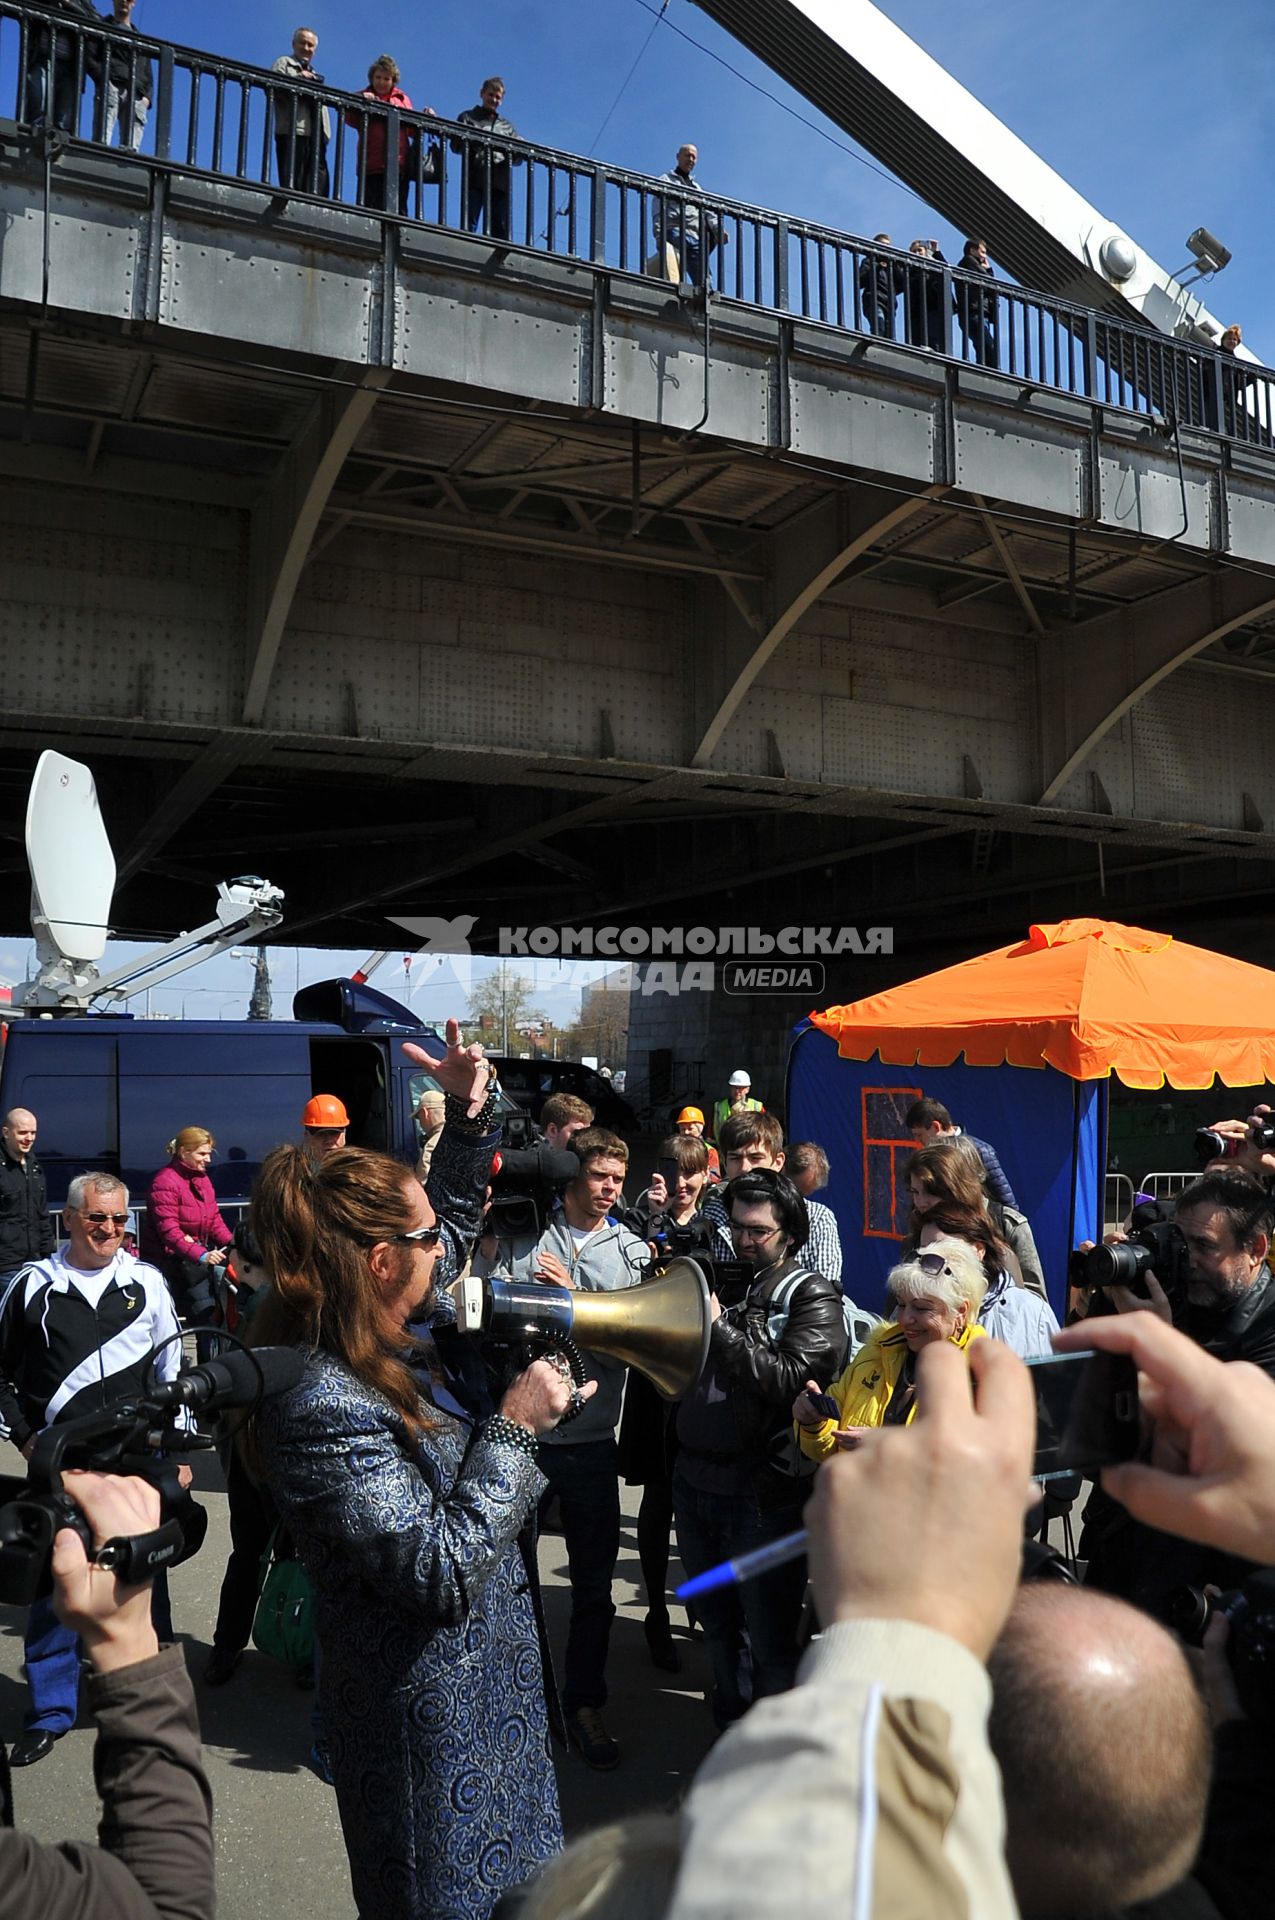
[478, 1127, 646, 1770]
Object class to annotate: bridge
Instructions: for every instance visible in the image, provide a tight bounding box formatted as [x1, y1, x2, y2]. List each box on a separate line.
[2, 1, 1275, 1013]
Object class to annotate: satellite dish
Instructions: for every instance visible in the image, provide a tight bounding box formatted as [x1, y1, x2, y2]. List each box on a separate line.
[25, 751, 115, 963]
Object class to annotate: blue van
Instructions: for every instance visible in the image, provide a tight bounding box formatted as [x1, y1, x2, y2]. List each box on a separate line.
[0, 978, 506, 1205]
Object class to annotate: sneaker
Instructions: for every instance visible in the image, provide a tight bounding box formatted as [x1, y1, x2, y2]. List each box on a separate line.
[566, 1707, 619, 1771]
[308, 1738, 335, 1787]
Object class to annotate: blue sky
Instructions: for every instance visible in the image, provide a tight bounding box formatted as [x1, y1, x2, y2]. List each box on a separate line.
[124, 0, 1275, 359]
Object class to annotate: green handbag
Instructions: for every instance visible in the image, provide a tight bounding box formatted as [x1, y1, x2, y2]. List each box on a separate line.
[251, 1527, 315, 1671]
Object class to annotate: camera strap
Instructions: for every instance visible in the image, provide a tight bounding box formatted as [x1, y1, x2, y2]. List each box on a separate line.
[92, 1519, 185, 1583]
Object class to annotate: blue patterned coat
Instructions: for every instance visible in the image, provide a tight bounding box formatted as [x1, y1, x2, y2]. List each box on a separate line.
[255, 1118, 562, 1920]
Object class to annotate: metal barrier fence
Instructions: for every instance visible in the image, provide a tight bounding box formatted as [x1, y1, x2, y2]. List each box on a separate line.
[1103, 1172, 1134, 1233]
[48, 1195, 251, 1250]
[2, 1, 1273, 441]
[1136, 1171, 1195, 1206]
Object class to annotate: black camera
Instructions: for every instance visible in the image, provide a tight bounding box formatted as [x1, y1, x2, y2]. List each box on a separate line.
[486, 1143, 580, 1240]
[0, 1346, 302, 1607]
[641, 1222, 752, 1304]
[1194, 1119, 1275, 1162]
[1068, 1220, 1190, 1297]
[1165, 1569, 1275, 1720]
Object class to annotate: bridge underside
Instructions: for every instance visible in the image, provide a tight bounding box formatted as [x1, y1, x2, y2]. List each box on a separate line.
[3, 154, 1275, 962]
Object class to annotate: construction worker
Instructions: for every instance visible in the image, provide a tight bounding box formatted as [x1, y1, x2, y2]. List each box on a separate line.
[712, 1071, 763, 1142]
[300, 1093, 349, 1161]
[676, 1106, 720, 1181]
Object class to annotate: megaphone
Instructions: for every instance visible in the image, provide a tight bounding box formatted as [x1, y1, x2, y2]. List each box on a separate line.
[449, 1258, 712, 1401]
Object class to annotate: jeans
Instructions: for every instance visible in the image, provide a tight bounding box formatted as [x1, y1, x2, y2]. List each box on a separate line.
[162, 1254, 220, 1363]
[275, 132, 330, 196]
[24, 1573, 172, 1733]
[537, 1437, 620, 1715]
[211, 1442, 274, 1652]
[102, 85, 148, 150]
[361, 172, 411, 216]
[24, 58, 78, 134]
[672, 1467, 807, 1727]
[465, 175, 510, 240]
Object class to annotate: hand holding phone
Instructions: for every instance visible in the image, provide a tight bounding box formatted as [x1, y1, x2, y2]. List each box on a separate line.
[1027, 1349, 1139, 1480]
[806, 1390, 841, 1422]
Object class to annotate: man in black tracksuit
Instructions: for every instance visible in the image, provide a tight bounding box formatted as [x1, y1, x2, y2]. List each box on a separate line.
[0, 1107, 55, 1288]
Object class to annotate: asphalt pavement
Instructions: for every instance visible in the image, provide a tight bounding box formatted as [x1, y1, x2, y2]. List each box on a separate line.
[0, 1435, 717, 1918]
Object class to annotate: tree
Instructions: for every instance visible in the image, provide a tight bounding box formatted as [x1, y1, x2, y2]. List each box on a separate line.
[465, 963, 546, 1053]
[561, 986, 629, 1069]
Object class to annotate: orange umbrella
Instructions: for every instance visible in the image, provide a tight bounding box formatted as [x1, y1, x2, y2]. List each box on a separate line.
[810, 918, 1275, 1091]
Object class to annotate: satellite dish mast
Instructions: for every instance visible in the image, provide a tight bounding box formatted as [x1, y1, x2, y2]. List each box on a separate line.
[14, 750, 286, 1014]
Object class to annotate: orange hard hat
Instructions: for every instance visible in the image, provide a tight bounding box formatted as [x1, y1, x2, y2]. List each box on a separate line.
[677, 1106, 705, 1125]
[302, 1094, 349, 1129]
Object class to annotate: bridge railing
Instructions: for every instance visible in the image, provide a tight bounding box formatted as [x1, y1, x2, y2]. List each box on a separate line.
[3, 1, 1272, 444]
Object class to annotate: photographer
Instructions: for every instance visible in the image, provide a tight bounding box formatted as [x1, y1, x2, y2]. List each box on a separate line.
[2, 1470, 214, 1918]
[673, 1168, 847, 1730]
[1079, 1169, 1275, 1616]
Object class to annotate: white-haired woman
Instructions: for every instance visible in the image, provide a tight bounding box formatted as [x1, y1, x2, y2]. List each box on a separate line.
[792, 1239, 986, 1458]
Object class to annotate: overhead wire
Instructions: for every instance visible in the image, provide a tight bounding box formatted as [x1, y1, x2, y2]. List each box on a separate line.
[586, 0, 671, 157]
[628, 0, 932, 211]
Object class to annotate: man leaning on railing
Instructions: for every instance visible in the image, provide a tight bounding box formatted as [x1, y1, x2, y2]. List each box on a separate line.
[89, 0, 152, 151]
[271, 25, 330, 196]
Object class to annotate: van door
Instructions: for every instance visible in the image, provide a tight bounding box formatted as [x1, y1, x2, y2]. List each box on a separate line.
[309, 1038, 391, 1153]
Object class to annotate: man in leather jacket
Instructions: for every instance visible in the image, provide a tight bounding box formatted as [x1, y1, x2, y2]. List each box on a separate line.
[1083, 1169, 1275, 1616]
[673, 1168, 847, 1728]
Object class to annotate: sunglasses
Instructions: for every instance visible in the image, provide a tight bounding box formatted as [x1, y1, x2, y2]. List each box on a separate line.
[389, 1224, 443, 1249]
[915, 1251, 955, 1278]
[83, 1212, 129, 1227]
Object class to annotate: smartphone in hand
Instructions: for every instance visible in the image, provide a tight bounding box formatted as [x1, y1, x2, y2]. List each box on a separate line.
[805, 1390, 841, 1422]
[1027, 1349, 1139, 1480]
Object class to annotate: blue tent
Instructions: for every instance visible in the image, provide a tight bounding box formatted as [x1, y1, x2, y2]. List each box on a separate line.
[786, 1021, 1104, 1317]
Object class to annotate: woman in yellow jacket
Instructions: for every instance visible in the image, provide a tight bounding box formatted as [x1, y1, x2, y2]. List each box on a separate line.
[793, 1239, 987, 1458]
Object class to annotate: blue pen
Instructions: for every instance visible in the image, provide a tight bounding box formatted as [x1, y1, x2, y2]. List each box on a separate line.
[677, 1527, 808, 1600]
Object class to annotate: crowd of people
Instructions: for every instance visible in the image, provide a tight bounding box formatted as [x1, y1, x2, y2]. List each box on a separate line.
[4, 1067, 1275, 1920]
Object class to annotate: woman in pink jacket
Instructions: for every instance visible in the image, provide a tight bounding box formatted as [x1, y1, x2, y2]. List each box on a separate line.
[140, 1126, 232, 1360]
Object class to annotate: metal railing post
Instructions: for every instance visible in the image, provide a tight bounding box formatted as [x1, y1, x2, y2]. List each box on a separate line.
[385, 104, 400, 216]
[774, 218, 789, 313]
[590, 163, 606, 264]
[149, 44, 172, 159]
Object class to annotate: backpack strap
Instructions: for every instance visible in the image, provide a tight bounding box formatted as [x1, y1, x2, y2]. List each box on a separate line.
[763, 1267, 816, 1343]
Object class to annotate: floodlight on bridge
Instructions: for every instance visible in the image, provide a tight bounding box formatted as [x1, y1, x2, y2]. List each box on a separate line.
[1173, 227, 1233, 287]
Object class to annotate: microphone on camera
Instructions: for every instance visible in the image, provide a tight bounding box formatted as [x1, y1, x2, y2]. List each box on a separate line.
[147, 1346, 305, 1413]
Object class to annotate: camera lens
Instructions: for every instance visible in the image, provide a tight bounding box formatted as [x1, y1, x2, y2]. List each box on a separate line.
[1254, 1120, 1275, 1149]
[1193, 1128, 1228, 1162]
[1165, 1585, 1213, 1646]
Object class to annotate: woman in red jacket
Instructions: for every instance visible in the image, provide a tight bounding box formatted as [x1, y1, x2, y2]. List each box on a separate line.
[140, 1126, 232, 1360]
[347, 53, 431, 215]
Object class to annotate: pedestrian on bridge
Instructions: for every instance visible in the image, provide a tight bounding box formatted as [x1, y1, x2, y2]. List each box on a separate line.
[349, 54, 427, 216]
[955, 236, 998, 368]
[652, 143, 724, 289]
[272, 26, 331, 195]
[456, 77, 520, 241]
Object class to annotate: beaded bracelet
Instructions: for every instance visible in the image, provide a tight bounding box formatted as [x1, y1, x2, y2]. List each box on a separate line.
[444, 1085, 501, 1136]
[484, 1415, 540, 1460]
